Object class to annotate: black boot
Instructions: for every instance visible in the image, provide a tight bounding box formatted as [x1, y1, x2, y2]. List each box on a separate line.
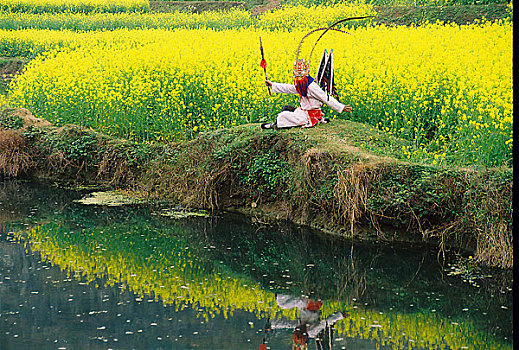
[261, 122, 277, 129]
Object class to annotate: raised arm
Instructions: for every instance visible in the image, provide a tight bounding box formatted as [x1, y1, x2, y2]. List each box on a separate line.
[309, 82, 352, 113]
[266, 80, 298, 95]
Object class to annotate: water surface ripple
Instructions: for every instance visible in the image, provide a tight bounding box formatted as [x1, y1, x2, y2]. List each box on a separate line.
[0, 180, 512, 349]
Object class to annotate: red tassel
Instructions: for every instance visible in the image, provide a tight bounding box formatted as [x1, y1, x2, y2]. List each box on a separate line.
[260, 58, 267, 69]
[294, 76, 309, 98]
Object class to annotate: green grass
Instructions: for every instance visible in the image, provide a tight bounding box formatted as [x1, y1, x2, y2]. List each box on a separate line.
[0, 0, 150, 14]
[0, 57, 27, 97]
[0, 10, 254, 31]
[0, 3, 510, 32]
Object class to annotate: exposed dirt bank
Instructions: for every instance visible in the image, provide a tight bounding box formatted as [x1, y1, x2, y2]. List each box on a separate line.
[0, 108, 512, 269]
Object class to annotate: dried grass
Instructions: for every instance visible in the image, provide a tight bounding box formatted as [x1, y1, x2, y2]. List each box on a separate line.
[97, 149, 134, 186]
[139, 142, 231, 211]
[476, 222, 513, 268]
[0, 129, 32, 177]
[334, 162, 380, 236]
[471, 178, 513, 268]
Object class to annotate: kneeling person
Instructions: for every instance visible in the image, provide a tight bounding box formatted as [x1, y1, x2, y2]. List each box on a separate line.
[261, 59, 352, 130]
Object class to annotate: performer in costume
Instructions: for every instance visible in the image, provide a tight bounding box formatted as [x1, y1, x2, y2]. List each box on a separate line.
[259, 17, 373, 130]
[262, 58, 352, 129]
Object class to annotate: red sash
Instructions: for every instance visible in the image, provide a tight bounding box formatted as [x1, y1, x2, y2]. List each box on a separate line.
[302, 109, 324, 128]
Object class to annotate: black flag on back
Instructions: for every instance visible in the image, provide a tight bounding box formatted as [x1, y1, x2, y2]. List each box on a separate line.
[315, 49, 338, 101]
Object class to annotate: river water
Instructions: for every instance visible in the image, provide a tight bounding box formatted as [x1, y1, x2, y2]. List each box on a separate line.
[0, 180, 512, 349]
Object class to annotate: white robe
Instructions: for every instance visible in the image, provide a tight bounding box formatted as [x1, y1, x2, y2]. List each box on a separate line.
[271, 81, 346, 128]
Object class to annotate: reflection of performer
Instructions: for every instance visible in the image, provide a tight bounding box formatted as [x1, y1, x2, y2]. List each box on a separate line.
[271, 294, 347, 350]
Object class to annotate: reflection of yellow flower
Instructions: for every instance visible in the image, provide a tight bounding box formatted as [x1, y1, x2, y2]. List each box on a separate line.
[11, 219, 513, 350]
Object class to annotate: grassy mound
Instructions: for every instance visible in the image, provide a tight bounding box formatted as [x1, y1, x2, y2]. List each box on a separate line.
[0, 109, 512, 268]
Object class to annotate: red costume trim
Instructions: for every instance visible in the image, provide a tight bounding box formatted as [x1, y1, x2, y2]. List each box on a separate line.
[302, 109, 324, 128]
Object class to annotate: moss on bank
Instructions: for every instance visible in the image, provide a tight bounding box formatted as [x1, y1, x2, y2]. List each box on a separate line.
[0, 108, 512, 268]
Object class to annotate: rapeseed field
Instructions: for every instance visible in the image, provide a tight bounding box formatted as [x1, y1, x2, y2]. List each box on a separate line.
[0, 0, 150, 13]
[0, 3, 512, 349]
[1, 3, 513, 168]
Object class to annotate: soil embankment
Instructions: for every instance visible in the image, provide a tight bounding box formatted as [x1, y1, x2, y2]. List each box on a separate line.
[0, 108, 512, 269]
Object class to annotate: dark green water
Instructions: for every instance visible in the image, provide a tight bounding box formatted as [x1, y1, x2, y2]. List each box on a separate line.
[0, 180, 512, 349]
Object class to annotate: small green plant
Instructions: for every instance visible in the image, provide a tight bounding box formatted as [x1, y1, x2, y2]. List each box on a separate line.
[0, 113, 23, 129]
[242, 151, 291, 198]
[123, 142, 154, 167]
[66, 135, 98, 162]
[43, 128, 99, 163]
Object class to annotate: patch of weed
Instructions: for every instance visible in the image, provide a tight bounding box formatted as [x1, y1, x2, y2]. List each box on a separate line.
[0, 112, 23, 129]
[241, 151, 291, 199]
